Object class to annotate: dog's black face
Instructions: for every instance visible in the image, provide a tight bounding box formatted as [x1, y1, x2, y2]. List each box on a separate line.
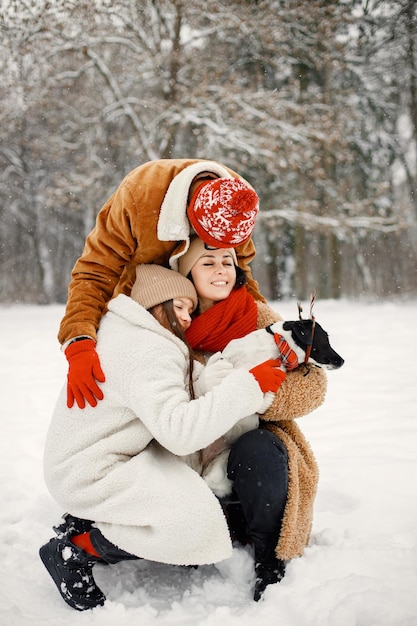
[282, 320, 344, 370]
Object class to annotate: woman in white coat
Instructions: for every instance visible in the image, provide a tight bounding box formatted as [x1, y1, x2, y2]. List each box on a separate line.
[40, 264, 286, 612]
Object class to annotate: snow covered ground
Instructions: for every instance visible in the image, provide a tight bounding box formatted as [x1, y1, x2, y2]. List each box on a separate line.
[1, 298, 417, 626]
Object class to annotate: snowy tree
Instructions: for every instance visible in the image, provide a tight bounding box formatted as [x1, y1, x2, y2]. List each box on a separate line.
[0, 0, 416, 302]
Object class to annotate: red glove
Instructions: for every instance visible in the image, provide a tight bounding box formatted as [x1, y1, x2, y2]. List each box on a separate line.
[65, 339, 105, 409]
[249, 359, 286, 393]
[274, 335, 299, 370]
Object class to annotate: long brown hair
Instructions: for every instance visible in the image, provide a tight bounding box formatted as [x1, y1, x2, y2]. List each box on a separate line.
[149, 300, 195, 399]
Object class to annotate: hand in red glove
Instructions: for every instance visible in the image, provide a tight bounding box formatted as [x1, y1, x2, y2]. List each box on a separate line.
[273, 335, 299, 370]
[249, 359, 286, 393]
[65, 339, 105, 409]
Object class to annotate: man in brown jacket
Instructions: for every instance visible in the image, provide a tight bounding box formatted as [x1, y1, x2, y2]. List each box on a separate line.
[59, 158, 263, 409]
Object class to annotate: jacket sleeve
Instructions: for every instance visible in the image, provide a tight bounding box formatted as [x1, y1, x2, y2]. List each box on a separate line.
[125, 342, 264, 456]
[256, 301, 327, 420]
[262, 365, 327, 421]
[58, 184, 139, 344]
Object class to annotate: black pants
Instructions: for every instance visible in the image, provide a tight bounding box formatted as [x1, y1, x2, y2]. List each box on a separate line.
[223, 428, 289, 556]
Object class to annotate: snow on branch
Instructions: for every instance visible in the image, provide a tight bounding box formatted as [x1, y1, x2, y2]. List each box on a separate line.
[257, 208, 407, 234]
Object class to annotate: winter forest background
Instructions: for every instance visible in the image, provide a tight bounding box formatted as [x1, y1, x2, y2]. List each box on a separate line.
[1, 0, 417, 305]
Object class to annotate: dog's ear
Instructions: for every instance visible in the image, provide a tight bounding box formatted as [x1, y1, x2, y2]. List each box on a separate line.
[283, 320, 314, 349]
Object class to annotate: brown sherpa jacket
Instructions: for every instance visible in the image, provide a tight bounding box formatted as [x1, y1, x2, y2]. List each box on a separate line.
[256, 301, 325, 560]
[59, 158, 264, 345]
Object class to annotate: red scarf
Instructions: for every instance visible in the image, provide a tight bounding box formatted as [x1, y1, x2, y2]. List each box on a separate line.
[185, 287, 258, 352]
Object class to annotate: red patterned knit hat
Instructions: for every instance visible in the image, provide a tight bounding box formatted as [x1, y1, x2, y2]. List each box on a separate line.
[187, 178, 259, 248]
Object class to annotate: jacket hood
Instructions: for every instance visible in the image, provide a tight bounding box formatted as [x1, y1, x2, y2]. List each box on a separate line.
[106, 294, 189, 358]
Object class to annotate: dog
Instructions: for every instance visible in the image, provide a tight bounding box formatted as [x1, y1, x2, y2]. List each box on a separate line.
[198, 316, 344, 497]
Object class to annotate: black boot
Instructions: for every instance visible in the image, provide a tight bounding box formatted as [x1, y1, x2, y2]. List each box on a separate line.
[39, 535, 105, 611]
[53, 513, 94, 539]
[254, 557, 286, 601]
[253, 540, 286, 602]
[52, 513, 109, 565]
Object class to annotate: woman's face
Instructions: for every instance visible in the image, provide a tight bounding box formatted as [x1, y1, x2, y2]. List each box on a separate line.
[190, 249, 237, 312]
[152, 297, 194, 332]
[173, 297, 195, 331]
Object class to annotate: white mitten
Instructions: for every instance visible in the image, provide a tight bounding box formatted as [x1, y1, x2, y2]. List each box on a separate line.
[194, 352, 234, 396]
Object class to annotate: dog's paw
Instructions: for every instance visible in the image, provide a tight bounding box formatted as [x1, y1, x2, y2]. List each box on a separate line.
[203, 451, 233, 497]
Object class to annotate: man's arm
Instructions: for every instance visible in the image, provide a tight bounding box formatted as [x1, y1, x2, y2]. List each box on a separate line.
[59, 183, 138, 409]
[58, 183, 137, 345]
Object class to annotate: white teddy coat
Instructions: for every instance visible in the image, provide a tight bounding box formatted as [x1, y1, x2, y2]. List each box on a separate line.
[44, 295, 265, 566]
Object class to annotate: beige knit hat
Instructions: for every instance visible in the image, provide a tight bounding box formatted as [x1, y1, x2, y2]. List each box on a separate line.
[130, 264, 198, 311]
[177, 237, 238, 278]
